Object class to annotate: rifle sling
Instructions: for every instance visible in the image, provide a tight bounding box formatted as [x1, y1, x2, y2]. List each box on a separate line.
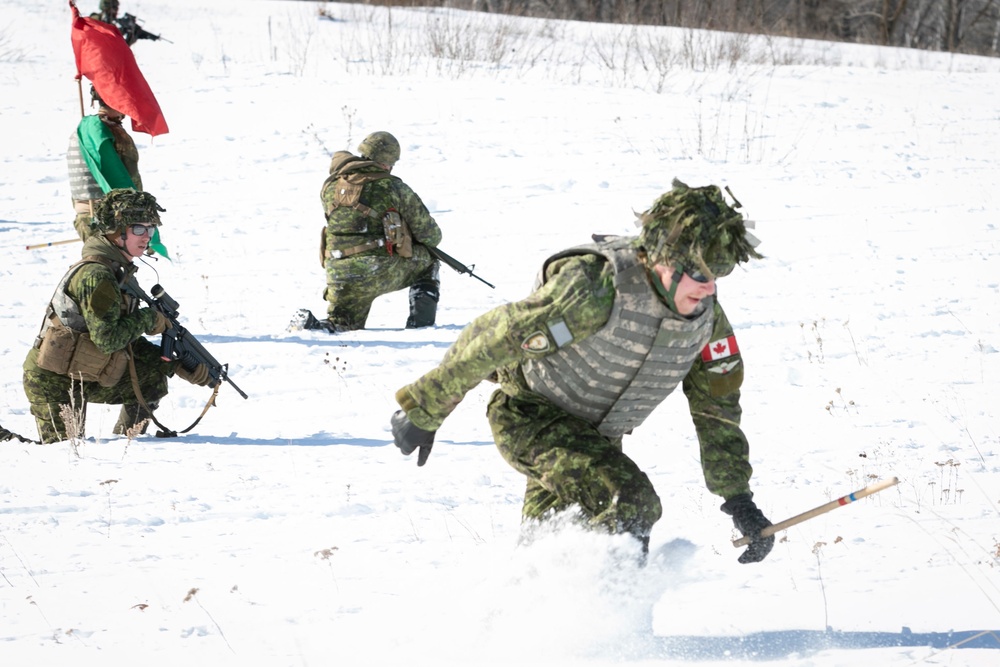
[127, 345, 220, 438]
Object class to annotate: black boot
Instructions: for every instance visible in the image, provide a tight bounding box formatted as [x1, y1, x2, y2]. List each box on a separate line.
[405, 279, 440, 329]
[289, 309, 348, 333]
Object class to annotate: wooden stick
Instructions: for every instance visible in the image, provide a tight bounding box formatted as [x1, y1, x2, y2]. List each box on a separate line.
[77, 75, 85, 119]
[733, 477, 899, 547]
[26, 238, 81, 251]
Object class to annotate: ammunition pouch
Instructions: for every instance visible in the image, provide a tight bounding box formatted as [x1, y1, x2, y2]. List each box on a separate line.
[35, 318, 128, 387]
[383, 210, 413, 258]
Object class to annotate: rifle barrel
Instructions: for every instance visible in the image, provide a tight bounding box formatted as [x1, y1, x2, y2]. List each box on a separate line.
[425, 245, 495, 289]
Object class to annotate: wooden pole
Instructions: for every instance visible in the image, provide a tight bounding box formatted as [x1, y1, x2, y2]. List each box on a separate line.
[77, 76, 85, 118]
[733, 477, 899, 547]
[26, 238, 81, 251]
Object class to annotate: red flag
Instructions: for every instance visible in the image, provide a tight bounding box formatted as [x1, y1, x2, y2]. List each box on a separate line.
[70, 1, 168, 136]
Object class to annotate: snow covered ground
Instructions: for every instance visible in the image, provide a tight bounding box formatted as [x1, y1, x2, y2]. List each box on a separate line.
[1, 1, 999, 665]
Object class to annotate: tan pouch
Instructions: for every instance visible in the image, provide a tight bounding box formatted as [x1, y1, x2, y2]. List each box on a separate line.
[35, 320, 77, 375]
[383, 210, 413, 258]
[333, 176, 365, 208]
[68, 334, 128, 387]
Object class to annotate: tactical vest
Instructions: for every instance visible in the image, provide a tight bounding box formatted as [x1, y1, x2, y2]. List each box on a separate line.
[36, 255, 135, 339]
[68, 119, 142, 202]
[322, 165, 391, 225]
[33, 256, 136, 386]
[521, 240, 715, 438]
[321, 161, 413, 259]
[67, 132, 105, 202]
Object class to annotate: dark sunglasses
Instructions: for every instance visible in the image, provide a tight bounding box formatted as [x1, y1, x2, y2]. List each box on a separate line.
[684, 267, 711, 284]
[127, 224, 156, 237]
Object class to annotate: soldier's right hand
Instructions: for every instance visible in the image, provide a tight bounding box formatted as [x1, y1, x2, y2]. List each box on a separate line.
[391, 410, 435, 466]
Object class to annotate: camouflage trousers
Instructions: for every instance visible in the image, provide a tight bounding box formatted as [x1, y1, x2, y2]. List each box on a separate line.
[324, 245, 439, 330]
[22, 338, 172, 444]
[487, 389, 662, 541]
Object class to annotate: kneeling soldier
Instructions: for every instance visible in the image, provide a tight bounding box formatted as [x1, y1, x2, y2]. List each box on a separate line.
[23, 189, 209, 444]
[310, 131, 443, 332]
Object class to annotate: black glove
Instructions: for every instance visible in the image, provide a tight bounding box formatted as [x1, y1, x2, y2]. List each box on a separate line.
[391, 410, 435, 467]
[721, 493, 775, 564]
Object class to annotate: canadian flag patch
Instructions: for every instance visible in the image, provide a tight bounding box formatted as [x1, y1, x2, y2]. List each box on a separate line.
[701, 335, 740, 362]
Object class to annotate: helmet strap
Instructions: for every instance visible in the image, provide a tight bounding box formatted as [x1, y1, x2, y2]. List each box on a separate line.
[648, 265, 684, 313]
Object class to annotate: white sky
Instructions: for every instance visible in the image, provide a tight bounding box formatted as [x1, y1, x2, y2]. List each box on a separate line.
[1, 1, 999, 665]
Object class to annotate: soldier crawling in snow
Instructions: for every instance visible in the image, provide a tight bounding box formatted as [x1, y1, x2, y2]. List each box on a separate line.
[390, 179, 776, 564]
[297, 131, 443, 333]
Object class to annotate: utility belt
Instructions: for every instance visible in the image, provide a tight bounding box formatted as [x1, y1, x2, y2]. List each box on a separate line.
[320, 211, 413, 264]
[324, 238, 386, 260]
[74, 198, 101, 215]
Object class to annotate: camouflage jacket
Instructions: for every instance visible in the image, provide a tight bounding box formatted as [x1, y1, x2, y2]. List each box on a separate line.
[397, 240, 754, 499]
[321, 151, 441, 256]
[40, 235, 158, 355]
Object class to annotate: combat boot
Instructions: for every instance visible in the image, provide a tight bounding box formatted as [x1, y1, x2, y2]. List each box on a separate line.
[113, 401, 157, 436]
[405, 279, 440, 329]
[289, 309, 350, 334]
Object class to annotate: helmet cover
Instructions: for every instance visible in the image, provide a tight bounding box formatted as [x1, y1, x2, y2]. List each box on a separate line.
[91, 189, 165, 234]
[357, 131, 401, 167]
[637, 178, 762, 278]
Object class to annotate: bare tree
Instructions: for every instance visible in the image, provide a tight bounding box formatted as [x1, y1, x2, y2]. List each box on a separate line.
[325, 0, 1000, 54]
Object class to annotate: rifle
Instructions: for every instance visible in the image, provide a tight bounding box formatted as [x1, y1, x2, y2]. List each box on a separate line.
[124, 280, 249, 399]
[115, 13, 171, 44]
[425, 245, 495, 289]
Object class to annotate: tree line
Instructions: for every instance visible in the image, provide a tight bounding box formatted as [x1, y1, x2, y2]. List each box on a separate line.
[326, 1, 1000, 57]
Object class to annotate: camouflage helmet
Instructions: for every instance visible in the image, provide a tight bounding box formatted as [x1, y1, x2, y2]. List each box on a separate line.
[91, 189, 165, 234]
[637, 178, 762, 279]
[100, 0, 120, 13]
[357, 131, 401, 167]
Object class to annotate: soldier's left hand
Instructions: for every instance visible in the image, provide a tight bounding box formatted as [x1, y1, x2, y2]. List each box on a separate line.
[391, 410, 435, 466]
[721, 493, 775, 564]
[176, 363, 212, 387]
[145, 309, 169, 336]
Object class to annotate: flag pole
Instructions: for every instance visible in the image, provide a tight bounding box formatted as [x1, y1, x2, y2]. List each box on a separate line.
[732, 477, 900, 547]
[76, 76, 85, 118]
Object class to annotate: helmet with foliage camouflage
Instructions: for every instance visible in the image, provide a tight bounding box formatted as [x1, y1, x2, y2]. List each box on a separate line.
[637, 178, 762, 279]
[357, 131, 401, 167]
[91, 189, 165, 234]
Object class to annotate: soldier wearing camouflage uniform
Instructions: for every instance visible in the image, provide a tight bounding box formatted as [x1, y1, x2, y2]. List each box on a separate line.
[311, 131, 442, 332]
[390, 179, 775, 563]
[67, 86, 168, 258]
[23, 190, 210, 444]
[90, 0, 129, 43]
